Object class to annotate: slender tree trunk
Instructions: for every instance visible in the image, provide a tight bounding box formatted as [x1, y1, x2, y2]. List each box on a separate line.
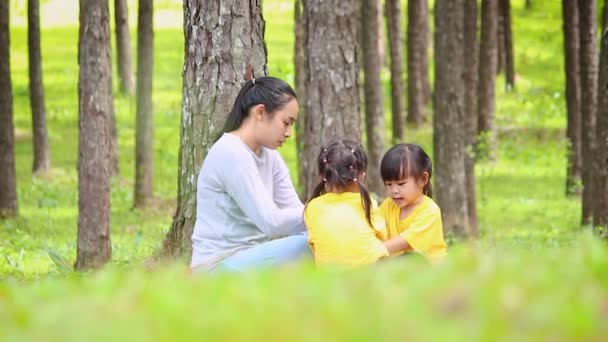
[134, 0, 154, 208]
[526, 0, 532, 10]
[0, 0, 18, 219]
[407, 0, 428, 125]
[294, 0, 308, 200]
[161, 0, 268, 258]
[362, 0, 386, 196]
[496, 4, 505, 75]
[114, 0, 134, 95]
[477, 0, 499, 161]
[434, 0, 470, 238]
[28, 0, 50, 174]
[386, 0, 405, 144]
[563, 0, 582, 196]
[464, 0, 479, 236]
[594, 26, 608, 230]
[603, 0, 608, 31]
[302, 0, 361, 198]
[501, 0, 515, 90]
[579, 0, 598, 225]
[376, 0, 385, 67]
[420, 0, 431, 106]
[75, 0, 113, 270]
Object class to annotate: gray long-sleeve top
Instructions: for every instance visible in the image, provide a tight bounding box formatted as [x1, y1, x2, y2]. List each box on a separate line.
[190, 133, 306, 270]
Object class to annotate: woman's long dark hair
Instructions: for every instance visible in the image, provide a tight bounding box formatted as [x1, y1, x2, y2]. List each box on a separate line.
[214, 77, 297, 143]
[380, 143, 433, 197]
[307, 139, 375, 228]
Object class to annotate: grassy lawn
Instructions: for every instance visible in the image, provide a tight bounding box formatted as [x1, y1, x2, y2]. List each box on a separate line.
[0, 0, 605, 339]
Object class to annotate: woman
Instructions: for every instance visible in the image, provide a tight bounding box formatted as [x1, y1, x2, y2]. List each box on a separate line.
[191, 77, 311, 272]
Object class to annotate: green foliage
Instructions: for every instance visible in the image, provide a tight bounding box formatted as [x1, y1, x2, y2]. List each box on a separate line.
[0, 0, 605, 338]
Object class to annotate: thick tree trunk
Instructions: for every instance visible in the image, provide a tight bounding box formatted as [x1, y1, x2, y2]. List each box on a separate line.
[28, 0, 50, 174]
[464, 0, 479, 236]
[477, 0, 499, 161]
[114, 0, 134, 95]
[386, 0, 405, 144]
[301, 0, 361, 199]
[501, 0, 515, 90]
[75, 0, 113, 270]
[407, 0, 429, 125]
[161, 0, 268, 258]
[563, 0, 582, 196]
[294, 0, 307, 199]
[579, 0, 598, 225]
[134, 0, 154, 208]
[594, 26, 608, 230]
[0, 0, 18, 219]
[362, 0, 386, 196]
[433, 0, 470, 238]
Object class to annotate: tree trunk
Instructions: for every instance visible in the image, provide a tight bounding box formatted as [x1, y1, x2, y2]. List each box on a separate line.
[420, 0, 431, 106]
[114, 0, 134, 95]
[161, 0, 268, 258]
[0, 0, 18, 219]
[407, 0, 429, 125]
[294, 0, 307, 200]
[496, 4, 505, 75]
[376, 0, 385, 68]
[301, 0, 361, 199]
[433, 0, 470, 238]
[134, 0, 154, 208]
[563, 0, 582, 196]
[526, 0, 532, 10]
[594, 26, 608, 230]
[362, 0, 386, 196]
[501, 0, 515, 90]
[477, 0, 499, 161]
[579, 0, 598, 225]
[386, 0, 405, 144]
[464, 0, 479, 236]
[28, 0, 50, 174]
[75, 0, 113, 270]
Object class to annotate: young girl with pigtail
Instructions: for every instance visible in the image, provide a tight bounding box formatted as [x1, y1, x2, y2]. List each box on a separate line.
[304, 139, 389, 267]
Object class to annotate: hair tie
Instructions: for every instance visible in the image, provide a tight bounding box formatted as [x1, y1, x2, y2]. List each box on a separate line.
[350, 148, 355, 153]
[353, 178, 358, 182]
[322, 158, 328, 164]
[322, 178, 327, 182]
[349, 165, 354, 170]
[252, 78, 256, 85]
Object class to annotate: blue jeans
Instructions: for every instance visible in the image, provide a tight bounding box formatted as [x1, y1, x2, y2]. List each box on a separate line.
[215, 233, 312, 272]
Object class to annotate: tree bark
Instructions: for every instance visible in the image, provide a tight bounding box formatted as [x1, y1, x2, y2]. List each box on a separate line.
[114, 0, 134, 95]
[433, 0, 470, 238]
[563, 0, 582, 196]
[477, 0, 499, 161]
[75, 0, 113, 270]
[0, 0, 18, 219]
[134, 0, 154, 208]
[362, 0, 386, 196]
[28, 0, 50, 174]
[294, 0, 307, 200]
[501, 0, 515, 90]
[594, 26, 608, 230]
[161, 0, 268, 258]
[464, 0, 479, 236]
[301, 0, 361, 199]
[386, 0, 405, 144]
[579, 0, 598, 225]
[407, 0, 429, 125]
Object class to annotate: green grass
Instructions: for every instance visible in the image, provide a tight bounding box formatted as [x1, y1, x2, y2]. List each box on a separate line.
[1, 0, 606, 339]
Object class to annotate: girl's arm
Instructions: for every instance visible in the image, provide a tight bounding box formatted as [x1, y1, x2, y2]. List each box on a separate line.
[383, 236, 412, 255]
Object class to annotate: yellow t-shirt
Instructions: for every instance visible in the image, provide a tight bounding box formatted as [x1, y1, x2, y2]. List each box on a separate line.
[379, 195, 447, 262]
[304, 192, 389, 267]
